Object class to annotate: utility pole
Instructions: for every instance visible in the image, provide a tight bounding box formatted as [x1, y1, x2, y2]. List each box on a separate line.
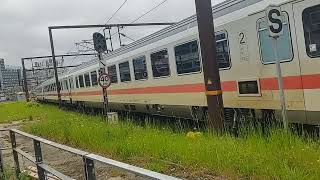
[48, 28, 62, 107]
[195, 0, 225, 132]
[21, 59, 29, 102]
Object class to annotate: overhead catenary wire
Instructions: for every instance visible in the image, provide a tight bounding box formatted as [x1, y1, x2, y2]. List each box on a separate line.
[72, 0, 129, 55]
[109, 0, 169, 47]
[98, 0, 129, 33]
[105, 0, 129, 24]
[76, 0, 169, 54]
[129, 0, 168, 24]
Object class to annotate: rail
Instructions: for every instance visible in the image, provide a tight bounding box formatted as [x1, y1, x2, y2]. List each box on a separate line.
[0, 129, 180, 180]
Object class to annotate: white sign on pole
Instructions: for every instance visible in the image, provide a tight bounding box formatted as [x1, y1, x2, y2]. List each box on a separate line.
[266, 5, 283, 38]
[265, 5, 288, 131]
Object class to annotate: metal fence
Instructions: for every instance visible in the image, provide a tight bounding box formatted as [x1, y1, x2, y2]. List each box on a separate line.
[0, 129, 180, 180]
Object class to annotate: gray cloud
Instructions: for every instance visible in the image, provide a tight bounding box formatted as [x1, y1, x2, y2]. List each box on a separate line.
[0, 0, 222, 66]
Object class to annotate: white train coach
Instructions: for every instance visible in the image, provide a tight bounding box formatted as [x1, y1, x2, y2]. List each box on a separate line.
[35, 0, 320, 125]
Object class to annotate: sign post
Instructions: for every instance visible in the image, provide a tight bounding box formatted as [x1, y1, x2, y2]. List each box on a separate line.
[93, 32, 109, 120]
[98, 73, 111, 120]
[266, 5, 288, 131]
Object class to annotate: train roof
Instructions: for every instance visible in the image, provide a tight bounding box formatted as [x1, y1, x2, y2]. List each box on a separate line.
[39, 0, 295, 87]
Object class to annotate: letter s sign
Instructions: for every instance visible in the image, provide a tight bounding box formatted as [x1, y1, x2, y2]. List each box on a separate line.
[266, 6, 283, 38]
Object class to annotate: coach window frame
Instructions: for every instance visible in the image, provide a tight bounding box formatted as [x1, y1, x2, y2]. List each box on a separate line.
[257, 11, 294, 65]
[150, 48, 171, 79]
[108, 65, 118, 84]
[70, 77, 74, 89]
[302, 4, 320, 58]
[68, 78, 72, 89]
[215, 30, 232, 70]
[132, 55, 149, 81]
[78, 74, 85, 88]
[84, 73, 91, 88]
[174, 39, 202, 76]
[90, 70, 98, 86]
[64, 80, 68, 90]
[119, 61, 132, 82]
[75, 76, 79, 89]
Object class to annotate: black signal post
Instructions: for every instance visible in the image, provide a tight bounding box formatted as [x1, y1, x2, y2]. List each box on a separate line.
[195, 0, 225, 132]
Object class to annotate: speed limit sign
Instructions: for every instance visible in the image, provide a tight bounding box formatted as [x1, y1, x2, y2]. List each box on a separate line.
[98, 73, 111, 88]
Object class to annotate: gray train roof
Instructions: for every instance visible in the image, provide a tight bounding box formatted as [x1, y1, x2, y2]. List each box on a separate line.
[67, 0, 264, 74]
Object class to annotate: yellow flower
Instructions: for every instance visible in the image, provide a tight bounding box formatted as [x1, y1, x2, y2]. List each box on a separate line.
[186, 131, 202, 139]
[186, 132, 196, 139]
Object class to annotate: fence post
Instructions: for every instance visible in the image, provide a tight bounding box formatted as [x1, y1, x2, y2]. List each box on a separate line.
[33, 139, 46, 180]
[83, 156, 96, 180]
[0, 146, 4, 178]
[10, 130, 20, 178]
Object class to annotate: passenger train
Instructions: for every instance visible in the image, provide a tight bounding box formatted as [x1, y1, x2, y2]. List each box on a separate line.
[35, 0, 320, 126]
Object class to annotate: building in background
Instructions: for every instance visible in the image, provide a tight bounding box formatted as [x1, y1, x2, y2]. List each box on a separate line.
[0, 58, 23, 101]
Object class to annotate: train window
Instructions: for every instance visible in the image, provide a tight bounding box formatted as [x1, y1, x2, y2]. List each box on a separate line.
[75, 77, 79, 88]
[79, 75, 84, 88]
[64, 80, 68, 90]
[175, 40, 200, 74]
[108, 65, 118, 83]
[151, 49, 170, 77]
[91, 70, 98, 86]
[133, 56, 148, 80]
[302, 5, 320, 58]
[84, 73, 91, 87]
[258, 14, 293, 64]
[119, 61, 131, 82]
[69, 78, 74, 89]
[215, 32, 231, 69]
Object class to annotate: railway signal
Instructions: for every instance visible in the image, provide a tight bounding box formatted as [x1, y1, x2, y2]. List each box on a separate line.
[93, 32, 108, 53]
[266, 5, 288, 131]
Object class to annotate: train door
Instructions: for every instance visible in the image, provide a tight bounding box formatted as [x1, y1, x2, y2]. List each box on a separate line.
[293, 1, 320, 124]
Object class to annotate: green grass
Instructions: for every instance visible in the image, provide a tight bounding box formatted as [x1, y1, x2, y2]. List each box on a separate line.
[0, 101, 42, 123]
[1, 102, 320, 179]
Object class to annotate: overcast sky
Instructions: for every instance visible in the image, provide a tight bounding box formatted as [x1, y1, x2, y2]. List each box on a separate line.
[0, 0, 229, 67]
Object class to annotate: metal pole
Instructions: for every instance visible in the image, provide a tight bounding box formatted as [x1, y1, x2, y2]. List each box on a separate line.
[0, 143, 4, 178]
[273, 38, 288, 131]
[195, 0, 225, 132]
[103, 29, 109, 53]
[33, 139, 46, 180]
[117, 26, 122, 47]
[98, 53, 109, 121]
[10, 130, 20, 178]
[83, 157, 96, 180]
[49, 28, 62, 107]
[21, 59, 30, 102]
[109, 29, 114, 51]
